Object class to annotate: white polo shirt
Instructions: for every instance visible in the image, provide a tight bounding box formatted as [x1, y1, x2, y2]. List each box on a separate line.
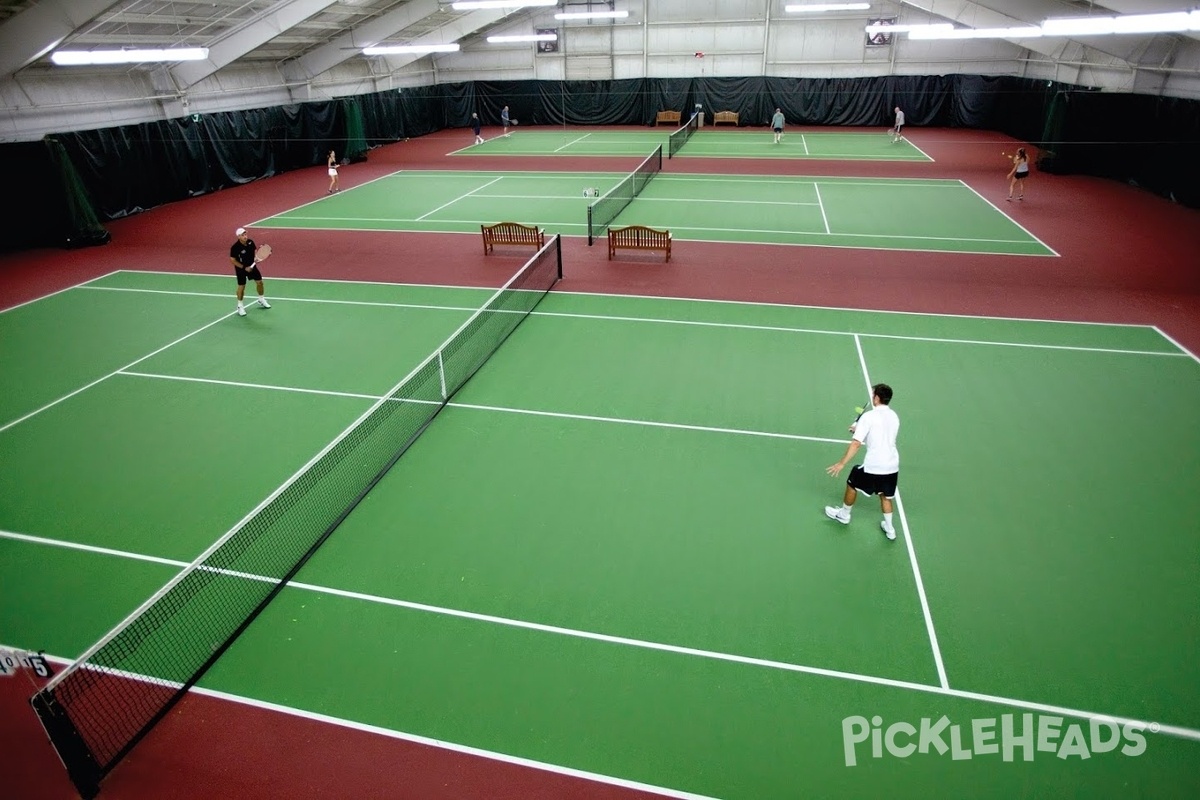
[853, 404, 900, 475]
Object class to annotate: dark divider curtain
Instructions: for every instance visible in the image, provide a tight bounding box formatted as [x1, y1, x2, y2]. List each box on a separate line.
[1038, 90, 1200, 208]
[0, 139, 108, 251]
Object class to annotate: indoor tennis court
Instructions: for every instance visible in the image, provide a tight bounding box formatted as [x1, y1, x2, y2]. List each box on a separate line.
[2, 267, 1198, 799]
[452, 128, 933, 161]
[253, 168, 1053, 255]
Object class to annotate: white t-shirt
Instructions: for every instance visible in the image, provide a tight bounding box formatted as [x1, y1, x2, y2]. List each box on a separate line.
[894, 110, 905, 127]
[853, 404, 900, 474]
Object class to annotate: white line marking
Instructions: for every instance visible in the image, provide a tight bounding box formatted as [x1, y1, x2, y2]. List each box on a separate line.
[73, 283, 1184, 358]
[416, 177, 504, 221]
[1151, 326, 1200, 364]
[0, 310, 239, 435]
[4, 539, 1197, 744]
[115, 370, 845, 445]
[800, 134, 810, 155]
[0, 270, 122, 314]
[4, 637, 716, 800]
[554, 133, 593, 152]
[957, 179, 1060, 257]
[904, 138, 936, 161]
[853, 334, 949, 689]
[90, 267, 1174, 336]
[813, 183, 831, 235]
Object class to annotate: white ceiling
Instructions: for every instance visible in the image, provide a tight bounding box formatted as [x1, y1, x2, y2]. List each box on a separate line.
[0, 0, 1196, 93]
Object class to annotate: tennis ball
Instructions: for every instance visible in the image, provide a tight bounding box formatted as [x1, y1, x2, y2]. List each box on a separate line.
[854, 406, 865, 415]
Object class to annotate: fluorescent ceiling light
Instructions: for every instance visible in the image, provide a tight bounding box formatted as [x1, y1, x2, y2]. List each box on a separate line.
[487, 33, 558, 42]
[786, 3, 871, 12]
[864, 22, 952, 34]
[555, 10, 629, 20]
[452, 0, 557, 9]
[363, 43, 460, 54]
[51, 47, 208, 65]
[909, 25, 1042, 40]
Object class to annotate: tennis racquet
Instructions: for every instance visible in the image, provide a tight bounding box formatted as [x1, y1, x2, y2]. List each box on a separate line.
[849, 399, 871, 431]
[254, 243, 272, 264]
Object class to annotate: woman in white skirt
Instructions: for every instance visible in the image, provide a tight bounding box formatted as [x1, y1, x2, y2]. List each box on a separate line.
[327, 150, 340, 194]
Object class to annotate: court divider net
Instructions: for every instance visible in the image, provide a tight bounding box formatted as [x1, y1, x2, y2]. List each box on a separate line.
[30, 236, 564, 800]
[586, 145, 663, 245]
[666, 112, 699, 158]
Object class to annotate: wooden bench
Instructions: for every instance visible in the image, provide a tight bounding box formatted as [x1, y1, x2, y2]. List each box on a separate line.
[655, 110, 681, 127]
[713, 110, 740, 126]
[608, 225, 672, 262]
[481, 222, 545, 255]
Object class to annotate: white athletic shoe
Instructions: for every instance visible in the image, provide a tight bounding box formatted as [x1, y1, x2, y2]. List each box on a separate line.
[257, 298, 271, 309]
[824, 506, 850, 525]
[236, 305, 246, 317]
[881, 521, 896, 541]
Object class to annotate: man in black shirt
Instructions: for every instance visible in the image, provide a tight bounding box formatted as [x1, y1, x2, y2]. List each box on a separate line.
[229, 227, 270, 317]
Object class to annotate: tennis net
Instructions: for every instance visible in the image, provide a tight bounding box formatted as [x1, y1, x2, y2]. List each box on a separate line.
[30, 236, 564, 800]
[667, 112, 699, 158]
[586, 145, 663, 245]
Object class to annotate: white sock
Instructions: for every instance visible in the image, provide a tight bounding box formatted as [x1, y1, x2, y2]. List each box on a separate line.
[842, 504, 853, 515]
[883, 512, 894, 527]
[237, 300, 244, 307]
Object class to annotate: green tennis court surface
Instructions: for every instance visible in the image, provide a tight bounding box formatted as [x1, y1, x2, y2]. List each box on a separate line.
[452, 129, 932, 161]
[256, 170, 1053, 255]
[3, 271, 1198, 798]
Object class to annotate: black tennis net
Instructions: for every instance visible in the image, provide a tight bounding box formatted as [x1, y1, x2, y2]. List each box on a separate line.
[667, 112, 699, 158]
[586, 145, 663, 245]
[30, 236, 564, 800]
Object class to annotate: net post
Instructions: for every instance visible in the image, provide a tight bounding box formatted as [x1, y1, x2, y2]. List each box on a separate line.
[437, 351, 447, 399]
[586, 205, 594, 246]
[553, 234, 562, 278]
[31, 691, 103, 800]
[656, 143, 663, 169]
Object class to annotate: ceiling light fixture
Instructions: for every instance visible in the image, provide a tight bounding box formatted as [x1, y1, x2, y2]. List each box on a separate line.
[50, 48, 209, 65]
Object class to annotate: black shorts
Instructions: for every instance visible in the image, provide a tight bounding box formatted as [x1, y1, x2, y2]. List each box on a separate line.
[234, 264, 262, 285]
[1014, 171, 1028, 181]
[773, 126, 783, 133]
[893, 124, 904, 134]
[847, 466, 898, 499]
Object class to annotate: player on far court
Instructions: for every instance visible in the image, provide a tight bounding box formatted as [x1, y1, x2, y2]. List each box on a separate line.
[1006, 147, 1029, 201]
[501, 105, 511, 136]
[771, 108, 785, 144]
[471, 112, 484, 144]
[326, 150, 340, 194]
[229, 227, 270, 317]
[824, 383, 900, 541]
[891, 106, 905, 143]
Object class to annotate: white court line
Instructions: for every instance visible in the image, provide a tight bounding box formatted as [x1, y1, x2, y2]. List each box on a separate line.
[3, 637, 715, 800]
[554, 133, 593, 152]
[74, 283, 1185, 358]
[1151, 326, 1200, 364]
[904, 138, 936, 161]
[86, 270, 1192, 348]
[813, 183, 831, 235]
[246, 168, 404, 229]
[0, 309, 239, 435]
[852, 335, 949, 690]
[957, 179, 1060, 257]
[83, 284, 481, 315]
[0, 270, 120, 315]
[4, 532, 1198, 745]
[800, 134, 810, 155]
[116, 370, 845, 445]
[416, 176, 504, 221]
[268, 214, 1037, 247]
